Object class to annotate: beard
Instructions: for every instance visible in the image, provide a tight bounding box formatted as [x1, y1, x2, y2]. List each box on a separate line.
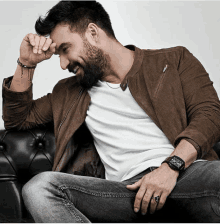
[68, 38, 108, 90]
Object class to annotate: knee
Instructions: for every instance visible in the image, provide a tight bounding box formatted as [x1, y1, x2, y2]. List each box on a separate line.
[22, 171, 54, 202]
[206, 162, 220, 187]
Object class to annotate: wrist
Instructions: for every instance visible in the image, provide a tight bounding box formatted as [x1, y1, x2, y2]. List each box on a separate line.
[160, 162, 179, 177]
[19, 57, 37, 67]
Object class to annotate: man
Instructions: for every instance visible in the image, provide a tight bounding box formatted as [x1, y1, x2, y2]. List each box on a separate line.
[2, 0, 220, 222]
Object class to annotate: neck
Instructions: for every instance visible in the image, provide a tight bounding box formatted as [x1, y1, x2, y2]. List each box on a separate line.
[102, 41, 135, 84]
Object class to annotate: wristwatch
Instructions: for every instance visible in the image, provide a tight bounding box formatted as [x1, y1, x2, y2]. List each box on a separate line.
[162, 155, 185, 172]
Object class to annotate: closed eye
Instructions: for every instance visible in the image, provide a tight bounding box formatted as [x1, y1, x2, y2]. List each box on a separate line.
[63, 47, 68, 53]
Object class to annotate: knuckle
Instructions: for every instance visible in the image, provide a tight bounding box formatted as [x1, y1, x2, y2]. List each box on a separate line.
[142, 197, 149, 204]
[34, 38, 39, 45]
[48, 38, 53, 44]
[160, 197, 166, 205]
[160, 199, 165, 205]
[157, 202, 164, 210]
[135, 195, 142, 202]
[44, 39, 52, 48]
[163, 189, 170, 195]
[159, 201, 164, 207]
[151, 201, 157, 206]
[39, 37, 45, 44]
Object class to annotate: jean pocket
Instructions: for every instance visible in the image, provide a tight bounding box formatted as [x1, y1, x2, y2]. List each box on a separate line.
[122, 167, 158, 185]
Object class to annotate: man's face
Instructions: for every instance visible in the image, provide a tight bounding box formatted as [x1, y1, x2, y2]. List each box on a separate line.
[50, 23, 108, 89]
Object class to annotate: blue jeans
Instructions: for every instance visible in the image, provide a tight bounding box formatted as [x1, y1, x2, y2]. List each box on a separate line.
[22, 160, 220, 223]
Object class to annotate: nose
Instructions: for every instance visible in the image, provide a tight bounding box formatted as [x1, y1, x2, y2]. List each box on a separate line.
[60, 56, 69, 70]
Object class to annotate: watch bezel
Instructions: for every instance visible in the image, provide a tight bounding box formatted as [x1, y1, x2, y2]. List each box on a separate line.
[162, 155, 185, 171]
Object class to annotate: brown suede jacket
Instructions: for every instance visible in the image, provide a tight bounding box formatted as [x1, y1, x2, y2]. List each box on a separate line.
[2, 45, 220, 179]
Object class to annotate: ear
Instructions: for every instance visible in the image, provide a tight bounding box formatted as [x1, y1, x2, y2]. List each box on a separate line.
[85, 23, 100, 44]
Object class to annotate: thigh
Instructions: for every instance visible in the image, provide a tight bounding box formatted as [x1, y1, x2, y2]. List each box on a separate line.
[29, 171, 148, 223]
[151, 160, 220, 223]
[61, 175, 137, 222]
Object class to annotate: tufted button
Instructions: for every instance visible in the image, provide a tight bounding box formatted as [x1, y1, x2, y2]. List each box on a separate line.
[38, 142, 44, 149]
[0, 144, 4, 151]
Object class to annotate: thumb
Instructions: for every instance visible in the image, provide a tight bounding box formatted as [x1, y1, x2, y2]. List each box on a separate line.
[126, 179, 142, 190]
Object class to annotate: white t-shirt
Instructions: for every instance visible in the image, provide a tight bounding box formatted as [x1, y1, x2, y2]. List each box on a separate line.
[85, 80, 177, 181]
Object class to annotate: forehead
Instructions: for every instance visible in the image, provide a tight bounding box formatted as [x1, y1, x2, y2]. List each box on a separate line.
[50, 24, 82, 51]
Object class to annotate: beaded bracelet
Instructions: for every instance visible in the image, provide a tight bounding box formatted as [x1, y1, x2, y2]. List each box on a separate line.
[17, 58, 37, 78]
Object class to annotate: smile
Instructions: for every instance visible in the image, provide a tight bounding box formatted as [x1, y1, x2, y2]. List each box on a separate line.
[73, 66, 79, 74]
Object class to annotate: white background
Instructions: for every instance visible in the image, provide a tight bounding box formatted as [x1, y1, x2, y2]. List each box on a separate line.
[0, 0, 220, 130]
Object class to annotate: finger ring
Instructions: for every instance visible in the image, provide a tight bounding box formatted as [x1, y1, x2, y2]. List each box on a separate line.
[153, 196, 160, 203]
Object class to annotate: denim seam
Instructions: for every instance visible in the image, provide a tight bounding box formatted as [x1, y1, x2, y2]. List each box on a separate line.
[61, 198, 84, 223]
[57, 187, 84, 223]
[169, 190, 220, 199]
[58, 185, 135, 198]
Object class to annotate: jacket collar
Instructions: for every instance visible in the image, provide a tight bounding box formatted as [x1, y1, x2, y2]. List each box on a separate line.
[120, 45, 144, 91]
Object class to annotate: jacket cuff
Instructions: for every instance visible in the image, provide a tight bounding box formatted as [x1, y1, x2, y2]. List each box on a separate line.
[174, 131, 205, 160]
[176, 137, 202, 160]
[2, 76, 33, 125]
[2, 76, 33, 101]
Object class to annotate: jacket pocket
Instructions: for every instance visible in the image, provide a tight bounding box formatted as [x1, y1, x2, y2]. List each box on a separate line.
[154, 64, 168, 98]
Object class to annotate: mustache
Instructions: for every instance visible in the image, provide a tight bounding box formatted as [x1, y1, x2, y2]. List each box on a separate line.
[67, 63, 82, 73]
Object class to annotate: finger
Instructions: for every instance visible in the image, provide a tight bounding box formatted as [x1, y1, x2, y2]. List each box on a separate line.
[156, 193, 167, 211]
[48, 42, 56, 54]
[126, 179, 142, 190]
[42, 38, 52, 52]
[149, 193, 162, 214]
[140, 189, 154, 215]
[33, 35, 40, 54]
[45, 42, 56, 59]
[133, 184, 147, 213]
[38, 36, 47, 54]
[28, 33, 36, 47]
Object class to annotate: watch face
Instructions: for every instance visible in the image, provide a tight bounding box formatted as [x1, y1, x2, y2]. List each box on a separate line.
[170, 157, 183, 168]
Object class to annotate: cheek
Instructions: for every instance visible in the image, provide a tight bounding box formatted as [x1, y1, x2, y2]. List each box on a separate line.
[77, 56, 87, 69]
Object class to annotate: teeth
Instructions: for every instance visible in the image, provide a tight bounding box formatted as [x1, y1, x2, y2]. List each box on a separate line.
[73, 66, 79, 74]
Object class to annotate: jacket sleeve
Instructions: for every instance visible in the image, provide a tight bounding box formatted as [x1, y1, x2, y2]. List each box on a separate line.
[174, 47, 220, 159]
[2, 76, 53, 130]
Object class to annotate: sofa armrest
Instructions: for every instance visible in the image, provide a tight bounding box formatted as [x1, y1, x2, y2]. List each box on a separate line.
[0, 125, 56, 222]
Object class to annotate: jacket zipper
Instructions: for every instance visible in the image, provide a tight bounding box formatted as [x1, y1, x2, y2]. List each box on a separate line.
[154, 64, 168, 98]
[57, 87, 84, 135]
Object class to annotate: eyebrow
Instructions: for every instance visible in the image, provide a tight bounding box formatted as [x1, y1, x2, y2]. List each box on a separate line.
[55, 42, 71, 55]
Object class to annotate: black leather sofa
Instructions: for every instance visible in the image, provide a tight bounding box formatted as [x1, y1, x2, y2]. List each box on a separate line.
[0, 125, 55, 223]
[0, 125, 220, 223]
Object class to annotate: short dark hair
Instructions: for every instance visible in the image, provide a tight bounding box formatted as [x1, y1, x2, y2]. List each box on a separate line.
[35, 1, 117, 40]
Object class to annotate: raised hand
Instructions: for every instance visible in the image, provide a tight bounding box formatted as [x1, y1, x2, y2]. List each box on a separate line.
[19, 33, 56, 66]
